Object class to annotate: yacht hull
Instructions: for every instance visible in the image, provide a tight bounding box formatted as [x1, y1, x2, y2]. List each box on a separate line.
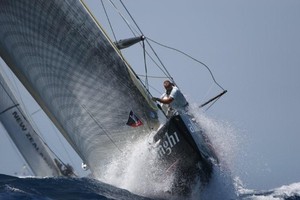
[153, 114, 218, 194]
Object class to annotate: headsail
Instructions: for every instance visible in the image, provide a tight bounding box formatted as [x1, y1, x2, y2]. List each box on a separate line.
[0, 0, 164, 177]
[0, 68, 61, 177]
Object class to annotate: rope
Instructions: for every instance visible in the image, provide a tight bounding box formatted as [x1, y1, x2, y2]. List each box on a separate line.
[117, 0, 174, 83]
[118, 0, 144, 36]
[97, 1, 164, 129]
[107, 0, 140, 37]
[99, 1, 227, 109]
[147, 37, 226, 91]
[144, 38, 175, 84]
[99, 1, 173, 83]
[112, 1, 225, 93]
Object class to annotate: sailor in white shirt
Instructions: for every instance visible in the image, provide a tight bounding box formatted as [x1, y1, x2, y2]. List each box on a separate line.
[152, 80, 188, 116]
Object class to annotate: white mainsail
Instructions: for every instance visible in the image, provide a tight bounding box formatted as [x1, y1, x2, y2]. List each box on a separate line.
[0, 0, 164, 177]
[0, 69, 61, 177]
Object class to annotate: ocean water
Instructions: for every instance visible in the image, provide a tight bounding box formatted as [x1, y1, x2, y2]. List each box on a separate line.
[1, 111, 300, 200]
[0, 174, 152, 200]
[1, 173, 300, 200]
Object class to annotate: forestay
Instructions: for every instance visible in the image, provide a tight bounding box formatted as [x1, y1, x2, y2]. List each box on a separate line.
[0, 0, 164, 177]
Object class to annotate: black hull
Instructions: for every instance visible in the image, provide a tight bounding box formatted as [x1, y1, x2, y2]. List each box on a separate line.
[152, 114, 218, 194]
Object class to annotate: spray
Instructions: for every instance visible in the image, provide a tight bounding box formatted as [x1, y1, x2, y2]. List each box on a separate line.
[100, 102, 242, 199]
[188, 103, 241, 199]
[100, 134, 175, 198]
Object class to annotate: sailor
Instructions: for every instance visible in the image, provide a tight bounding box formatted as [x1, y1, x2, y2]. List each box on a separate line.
[60, 164, 74, 177]
[152, 80, 189, 117]
[54, 158, 75, 177]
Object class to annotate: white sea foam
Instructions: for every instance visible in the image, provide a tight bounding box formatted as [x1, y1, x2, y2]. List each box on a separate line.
[100, 135, 174, 198]
[188, 105, 240, 199]
[238, 182, 300, 200]
[100, 102, 248, 199]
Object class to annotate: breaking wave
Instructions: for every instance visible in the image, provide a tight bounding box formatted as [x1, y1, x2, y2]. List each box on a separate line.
[95, 107, 241, 199]
[0, 174, 151, 200]
[1, 173, 300, 200]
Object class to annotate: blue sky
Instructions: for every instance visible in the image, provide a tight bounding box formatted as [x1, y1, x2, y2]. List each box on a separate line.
[1, 0, 300, 191]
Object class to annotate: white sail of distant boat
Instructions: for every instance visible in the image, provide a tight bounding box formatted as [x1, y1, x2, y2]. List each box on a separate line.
[0, 0, 226, 195]
[0, 68, 73, 177]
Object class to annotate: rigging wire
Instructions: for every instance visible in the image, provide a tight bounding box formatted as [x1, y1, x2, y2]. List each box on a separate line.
[137, 74, 169, 79]
[110, 0, 226, 93]
[142, 40, 149, 89]
[118, 0, 143, 34]
[23, 107, 77, 172]
[97, 0, 173, 84]
[204, 97, 221, 111]
[117, 0, 174, 82]
[101, 0, 227, 108]
[101, 0, 117, 42]
[94, 1, 161, 131]
[81, 104, 123, 153]
[146, 37, 226, 91]
[103, 0, 172, 81]
[107, 0, 140, 37]
[49, 124, 77, 170]
[137, 78, 164, 95]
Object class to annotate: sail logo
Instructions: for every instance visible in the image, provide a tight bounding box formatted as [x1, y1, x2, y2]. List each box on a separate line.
[12, 111, 39, 152]
[157, 132, 180, 158]
[12, 111, 52, 167]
